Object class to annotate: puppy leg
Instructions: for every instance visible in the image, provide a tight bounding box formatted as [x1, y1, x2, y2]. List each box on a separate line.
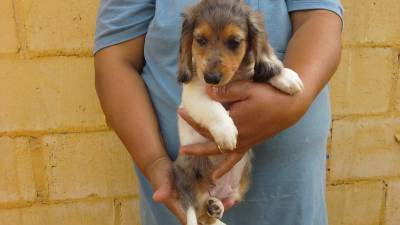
[254, 53, 304, 95]
[269, 67, 304, 95]
[269, 68, 304, 95]
[186, 206, 198, 225]
[251, 43, 304, 95]
[181, 81, 238, 150]
[198, 216, 226, 225]
[178, 114, 208, 146]
[213, 219, 227, 225]
[253, 53, 284, 83]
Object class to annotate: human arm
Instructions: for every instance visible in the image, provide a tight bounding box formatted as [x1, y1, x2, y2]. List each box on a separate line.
[284, 10, 342, 102]
[179, 9, 342, 180]
[94, 37, 186, 223]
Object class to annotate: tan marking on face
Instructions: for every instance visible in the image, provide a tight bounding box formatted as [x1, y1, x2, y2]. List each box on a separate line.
[192, 22, 248, 85]
[192, 23, 214, 81]
[218, 23, 247, 85]
[193, 23, 214, 41]
[221, 23, 247, 41]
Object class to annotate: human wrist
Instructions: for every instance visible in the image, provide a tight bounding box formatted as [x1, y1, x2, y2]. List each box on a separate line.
[144, 155, 172, 186]
[278, 79, 315, 126]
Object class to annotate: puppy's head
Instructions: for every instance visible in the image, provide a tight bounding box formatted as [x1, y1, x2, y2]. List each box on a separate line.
[177, 0, 282, 85]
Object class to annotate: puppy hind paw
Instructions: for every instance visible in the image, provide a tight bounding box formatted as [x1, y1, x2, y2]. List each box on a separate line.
[269, 68, 304, 95]
[207, 197, 224, 219]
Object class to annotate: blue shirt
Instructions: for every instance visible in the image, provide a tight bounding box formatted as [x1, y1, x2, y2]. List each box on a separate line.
[94, 1, 343, 225]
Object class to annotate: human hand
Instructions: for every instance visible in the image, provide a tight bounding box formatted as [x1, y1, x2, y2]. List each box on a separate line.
[147, 157, 186, 224]
[147, 156, 236, 222]
[179, 80, 313, 181]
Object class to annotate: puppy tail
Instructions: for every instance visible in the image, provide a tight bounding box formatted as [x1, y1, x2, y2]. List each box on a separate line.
[186, 205, 197, 225]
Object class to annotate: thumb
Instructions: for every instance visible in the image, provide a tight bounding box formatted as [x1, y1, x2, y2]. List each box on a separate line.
[206, 81, 251, 103]
[152, 181, 171, 202]
[212, 152, 244, 181]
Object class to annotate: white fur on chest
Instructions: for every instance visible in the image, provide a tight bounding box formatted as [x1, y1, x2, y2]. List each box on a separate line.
[178, 79, 246, 199]
[179, 79, 238, 151]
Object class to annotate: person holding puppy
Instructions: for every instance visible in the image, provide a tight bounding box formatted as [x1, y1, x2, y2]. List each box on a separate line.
[94, 0, 343, 225]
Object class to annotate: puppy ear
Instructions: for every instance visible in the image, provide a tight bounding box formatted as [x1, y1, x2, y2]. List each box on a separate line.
[247, 11, 283, 82]
[177, 10, 195, 83]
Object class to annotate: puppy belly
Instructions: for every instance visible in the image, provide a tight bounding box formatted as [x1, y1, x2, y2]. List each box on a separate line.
[209, 153, 249, 200]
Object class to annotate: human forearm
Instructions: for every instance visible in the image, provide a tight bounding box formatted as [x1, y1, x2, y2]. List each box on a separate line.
[284, 10, 342, 102]
[94, 39, 186, 223]
[94, 41, 170, 179]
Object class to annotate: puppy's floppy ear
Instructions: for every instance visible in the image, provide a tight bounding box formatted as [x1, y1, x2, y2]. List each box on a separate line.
[177, 9, 195, 83]
[247, 11, 283, 82]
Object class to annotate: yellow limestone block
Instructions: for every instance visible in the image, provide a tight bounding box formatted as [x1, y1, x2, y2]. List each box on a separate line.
[0, 0, 18, 53]
[0, 58, 107, 133]
[330, 48, 396, 115]
[42, 131, 138, 200]
[330, 116, 400, 181]
[327, 182, 384, 225]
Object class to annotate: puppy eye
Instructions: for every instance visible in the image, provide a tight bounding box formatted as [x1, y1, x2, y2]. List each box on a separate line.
[195, 37, 208, 46]
[227, 39, 241, 50]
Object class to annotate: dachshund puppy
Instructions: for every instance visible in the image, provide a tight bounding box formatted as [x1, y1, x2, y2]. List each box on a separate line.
[173, 1, 304, 225]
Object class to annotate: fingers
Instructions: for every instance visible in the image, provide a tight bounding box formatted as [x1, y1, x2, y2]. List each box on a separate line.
[152, 181, 171, 202]
[157, 190, 186, 224]
[165, 199, 187, 225]
[222, 198, 236, 211]
[206, 80, 251, 103]
[152, 180, 186, 224]
[212, 152, 245, 181]
[180, 142, 221, 155]
[177, 108, 213, 140]
[180, 140, 248, 156]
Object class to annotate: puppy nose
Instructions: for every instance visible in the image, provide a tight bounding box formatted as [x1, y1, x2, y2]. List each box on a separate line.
[204, 73, 221, 84]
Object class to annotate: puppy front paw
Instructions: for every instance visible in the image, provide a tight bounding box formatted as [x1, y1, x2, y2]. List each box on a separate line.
[210, 118, 238, 151]
[269, 68, 304, 95]
[207, 197, 224, 219]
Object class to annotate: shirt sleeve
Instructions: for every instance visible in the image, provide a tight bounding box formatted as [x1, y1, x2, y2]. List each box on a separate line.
[285, 0, 344, 20]
[93, 0, 155, 54]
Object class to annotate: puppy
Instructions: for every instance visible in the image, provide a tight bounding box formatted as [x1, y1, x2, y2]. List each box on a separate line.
[173, 1, 304, 225]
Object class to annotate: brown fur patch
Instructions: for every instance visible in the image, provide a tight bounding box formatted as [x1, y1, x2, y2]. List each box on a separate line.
[220, 23, 246, 40]
[194, 23, 214, 41]
[192, 22, 248, 85]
